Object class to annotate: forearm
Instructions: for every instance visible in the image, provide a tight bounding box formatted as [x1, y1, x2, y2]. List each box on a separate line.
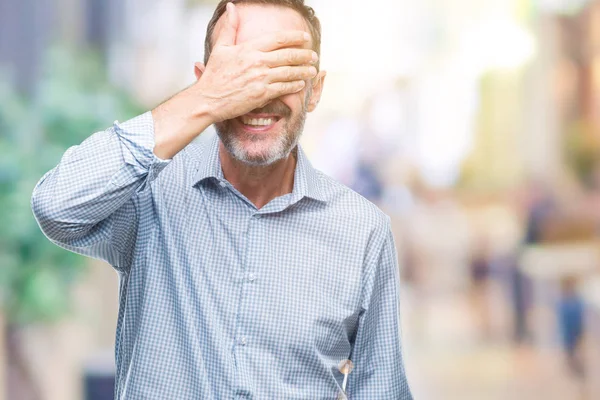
[152, 86, 215, 160]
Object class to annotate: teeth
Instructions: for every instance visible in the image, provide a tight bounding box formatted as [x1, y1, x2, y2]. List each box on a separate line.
[241, 116, 274, 126]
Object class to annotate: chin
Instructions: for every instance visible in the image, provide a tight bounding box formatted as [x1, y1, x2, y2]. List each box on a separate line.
[229, 141, 289, 166]
[216, 122, 300, 167]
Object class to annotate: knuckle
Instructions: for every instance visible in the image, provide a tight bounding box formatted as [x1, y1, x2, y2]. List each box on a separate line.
[283, 82, 295, 92]
[277, 51, 287, 64]
[270, 83, 283, 95]
[247, 66, 262, 80]
[253, 70, 265, 83]
[240, 57, 253, 72]
[251, 67, 262, 78]
[276, 33, 287, 45]
[254, 83, 268, 98]
[285, 67, 295, 80]
[286, 51, 295, 64]
[240, 60, 251, 72]
[249, 53, 263, 67]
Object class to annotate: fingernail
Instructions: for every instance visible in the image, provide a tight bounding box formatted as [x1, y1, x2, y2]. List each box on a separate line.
[304, 32, 311, 41]
[312, 52, 318, 62]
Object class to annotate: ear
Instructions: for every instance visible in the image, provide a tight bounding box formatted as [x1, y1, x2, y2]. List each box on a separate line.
[194, 62, 206, 81]
[307, 70, 326, 113]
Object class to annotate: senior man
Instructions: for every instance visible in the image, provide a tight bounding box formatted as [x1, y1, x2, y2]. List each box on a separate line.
[31, 1, 412, 398]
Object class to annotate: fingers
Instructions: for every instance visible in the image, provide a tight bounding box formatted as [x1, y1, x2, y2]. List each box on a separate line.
[264, 48, 318, 67]
[268, 80, 306, 98]
[268, 65, 317, 83]
[215, 2, 239, 47]
[249, 30, 311, 52]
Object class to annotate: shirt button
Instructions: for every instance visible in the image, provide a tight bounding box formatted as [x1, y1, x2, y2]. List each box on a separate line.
[248, 273, 256, 282]
[253, 214, 261, 219]
[239, 337, 247, 346]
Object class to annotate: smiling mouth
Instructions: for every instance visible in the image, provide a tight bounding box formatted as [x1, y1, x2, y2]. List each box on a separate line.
[236, 114, 283, 132]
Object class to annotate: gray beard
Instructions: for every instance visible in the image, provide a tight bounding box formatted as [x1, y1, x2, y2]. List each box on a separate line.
[215, 108, 307, 167]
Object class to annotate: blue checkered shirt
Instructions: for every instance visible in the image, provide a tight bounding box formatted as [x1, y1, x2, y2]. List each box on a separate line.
[31, 112, 412, 399]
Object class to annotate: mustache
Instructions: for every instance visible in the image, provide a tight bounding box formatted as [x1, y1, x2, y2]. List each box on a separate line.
[249, 101, 291, 118]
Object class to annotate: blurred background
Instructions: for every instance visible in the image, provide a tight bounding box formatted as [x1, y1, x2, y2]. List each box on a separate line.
[2, 0, 600, 399]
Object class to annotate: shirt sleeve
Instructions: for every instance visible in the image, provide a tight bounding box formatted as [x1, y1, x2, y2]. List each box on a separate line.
[31, 111, 170, 272]
[346, 219, 413, 399]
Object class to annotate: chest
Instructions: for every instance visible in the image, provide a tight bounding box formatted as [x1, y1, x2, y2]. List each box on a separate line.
[144, 183, 367, 347]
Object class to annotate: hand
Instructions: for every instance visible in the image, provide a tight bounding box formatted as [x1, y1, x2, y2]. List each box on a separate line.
[151, 2, 318, 160]
[193, 2, 319, 123]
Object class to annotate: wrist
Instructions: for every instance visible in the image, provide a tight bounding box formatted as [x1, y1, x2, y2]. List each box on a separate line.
[193, 94, 218, 126]
[192, 84, 222, 125]
[151, 89, 215, 160]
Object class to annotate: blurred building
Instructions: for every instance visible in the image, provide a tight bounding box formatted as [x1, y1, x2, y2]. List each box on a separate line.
[0, 0, 128, 93]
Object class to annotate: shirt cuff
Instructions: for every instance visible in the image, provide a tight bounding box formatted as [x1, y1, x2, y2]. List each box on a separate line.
[113, 111, 171, 174]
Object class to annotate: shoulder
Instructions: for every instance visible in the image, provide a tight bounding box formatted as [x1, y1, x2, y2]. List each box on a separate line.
[315, 169, 391, 240]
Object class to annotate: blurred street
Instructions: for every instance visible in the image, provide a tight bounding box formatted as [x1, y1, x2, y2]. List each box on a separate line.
[404, 284, 583, 400]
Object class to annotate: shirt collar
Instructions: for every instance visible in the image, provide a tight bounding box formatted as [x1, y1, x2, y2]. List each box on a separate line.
[192, 134, 224, 184]
[192, 134, 327, 203]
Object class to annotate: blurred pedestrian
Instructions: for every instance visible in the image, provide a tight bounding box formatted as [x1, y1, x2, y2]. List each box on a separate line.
[557, 276, 585, 378]
[513, 181, 554, 344]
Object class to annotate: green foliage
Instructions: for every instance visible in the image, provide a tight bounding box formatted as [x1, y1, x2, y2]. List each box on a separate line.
[0, 46, 143, 325]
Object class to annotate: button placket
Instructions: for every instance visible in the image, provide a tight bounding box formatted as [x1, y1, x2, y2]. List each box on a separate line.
[232, 211, 260, 394]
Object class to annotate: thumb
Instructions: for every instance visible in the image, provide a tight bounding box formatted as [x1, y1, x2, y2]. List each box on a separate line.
[215, 2, 239, 47]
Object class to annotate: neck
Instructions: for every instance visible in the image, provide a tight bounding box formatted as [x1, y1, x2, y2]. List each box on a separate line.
[219, 143, 297, 209]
